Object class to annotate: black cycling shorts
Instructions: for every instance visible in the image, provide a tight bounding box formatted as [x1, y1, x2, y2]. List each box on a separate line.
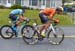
[39, 13, 49, 23]
[9, 14, 17, 21]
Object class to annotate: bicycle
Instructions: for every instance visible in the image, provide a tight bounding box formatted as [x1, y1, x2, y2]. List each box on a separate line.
[22, 20, 64, 45]
[0, 18, 35, 39]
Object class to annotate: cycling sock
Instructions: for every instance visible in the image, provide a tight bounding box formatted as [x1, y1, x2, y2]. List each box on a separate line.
[41, 29, 46, 34]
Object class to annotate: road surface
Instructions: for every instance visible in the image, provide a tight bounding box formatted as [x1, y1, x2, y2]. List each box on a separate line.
[0, 26, 75, 51]
[0, 38, 75, 51]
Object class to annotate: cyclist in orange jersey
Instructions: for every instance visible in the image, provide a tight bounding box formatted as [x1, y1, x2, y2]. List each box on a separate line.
[38, 7, 63, 37]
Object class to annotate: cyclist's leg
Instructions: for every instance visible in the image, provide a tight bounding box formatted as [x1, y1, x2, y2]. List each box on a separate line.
[39, 13, 50, 37]
[9, 14, 17, 21]
[16, 16, 26, 26]
[9, 14, 18, 33]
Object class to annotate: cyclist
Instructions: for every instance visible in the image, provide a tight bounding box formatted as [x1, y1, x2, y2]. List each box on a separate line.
[38, 7, 63, 38]
[9, 6, 28, 37]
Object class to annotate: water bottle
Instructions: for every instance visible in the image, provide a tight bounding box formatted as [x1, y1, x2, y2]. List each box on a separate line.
[33, 23, 38, 30]
[33, 23, 37, 27]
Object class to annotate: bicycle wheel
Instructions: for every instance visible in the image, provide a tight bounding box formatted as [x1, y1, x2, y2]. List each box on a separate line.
[21, 25, 38, 45]
[47, 26, 64, 45]
[0, 25, 14, 39]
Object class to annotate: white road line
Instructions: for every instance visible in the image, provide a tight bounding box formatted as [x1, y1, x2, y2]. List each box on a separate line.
[1, 36, 75, 38]
[64, 36, 75, 38]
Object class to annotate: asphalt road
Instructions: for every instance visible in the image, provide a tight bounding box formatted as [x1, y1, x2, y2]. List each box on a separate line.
[0, 26, 75, 51]
[0, 26, 75, 37]
[16, 26, 75, 37]
[0, 38, 75, 51]
[61, 26, 75, 36]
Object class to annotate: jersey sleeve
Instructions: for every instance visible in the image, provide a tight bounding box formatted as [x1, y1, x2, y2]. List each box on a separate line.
[49, 10, 55, 19]
[19, 10, 23, 16]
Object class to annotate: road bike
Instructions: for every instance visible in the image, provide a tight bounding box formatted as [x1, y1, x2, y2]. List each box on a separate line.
[22, 20, 64, 45]
[0, 18, 34, 39]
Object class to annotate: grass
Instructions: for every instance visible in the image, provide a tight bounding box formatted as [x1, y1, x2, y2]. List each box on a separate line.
[0, 9, 74, 26]
[55, 14, 73, 26]
[0, 9, 11, 26]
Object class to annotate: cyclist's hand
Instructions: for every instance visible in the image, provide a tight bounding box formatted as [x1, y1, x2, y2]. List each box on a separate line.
[54, 19, 59, 23]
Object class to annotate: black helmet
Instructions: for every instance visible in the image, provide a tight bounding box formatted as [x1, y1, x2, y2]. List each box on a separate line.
[22, 6, 27, 9]
[22, 6, 27, 13]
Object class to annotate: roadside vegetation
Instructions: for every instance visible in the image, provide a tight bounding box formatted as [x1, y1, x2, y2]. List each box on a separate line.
[0, 9, 74, 26]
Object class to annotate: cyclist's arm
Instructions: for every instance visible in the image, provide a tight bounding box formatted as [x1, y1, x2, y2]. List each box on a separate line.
[48, 13, 55, 21]
[48, 9, 56, 20]
[19, 11, 27, 20]
[19, 15, 27, 20]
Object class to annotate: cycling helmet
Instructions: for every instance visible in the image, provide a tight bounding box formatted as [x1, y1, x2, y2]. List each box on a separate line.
[56, 7, 63, 12]
[22, 6, 27, 13]
[22, 6, 27, 9]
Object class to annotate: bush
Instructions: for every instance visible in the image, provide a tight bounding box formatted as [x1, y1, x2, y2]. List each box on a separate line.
[10, 4, 22, 9]
[0, 5, 5, 9]
[64, 5, 72, 8]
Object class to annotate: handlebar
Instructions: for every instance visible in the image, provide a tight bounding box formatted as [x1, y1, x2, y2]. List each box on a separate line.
[29, 18, 37, 23]
[23, 18, 38, 25]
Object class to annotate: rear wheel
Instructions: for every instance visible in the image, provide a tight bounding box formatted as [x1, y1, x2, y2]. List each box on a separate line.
[21, 25, 38, 45]
[0, 25, 14, 39]
[47, 26, 64, 45]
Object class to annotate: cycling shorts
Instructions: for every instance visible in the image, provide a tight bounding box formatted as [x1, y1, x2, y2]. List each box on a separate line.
[9, 14, 17, 21]
[39, 13, 49, 23]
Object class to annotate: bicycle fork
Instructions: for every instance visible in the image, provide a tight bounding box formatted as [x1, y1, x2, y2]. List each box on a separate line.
[48, 24, 57, 37]
[49, 24, 55, 33]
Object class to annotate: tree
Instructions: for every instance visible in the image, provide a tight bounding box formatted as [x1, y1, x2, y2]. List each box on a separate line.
[62, 0, 73, 7]
[62, 0, 73, 3]
[62, 0, 65, 7]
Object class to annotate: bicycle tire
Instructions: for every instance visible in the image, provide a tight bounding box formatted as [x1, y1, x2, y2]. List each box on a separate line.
[21, 25, 38, 45]
[47, 26, 64, 45]
[0, 25, 14, 39]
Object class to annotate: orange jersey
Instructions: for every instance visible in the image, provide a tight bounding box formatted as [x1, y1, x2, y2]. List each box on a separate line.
[40, 8, 56, 18]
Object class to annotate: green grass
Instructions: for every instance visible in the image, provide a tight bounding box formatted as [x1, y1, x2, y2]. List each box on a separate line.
[0, 9, 11, 26]
[0, 9, 74, 26]
[55, 14, 73, 26]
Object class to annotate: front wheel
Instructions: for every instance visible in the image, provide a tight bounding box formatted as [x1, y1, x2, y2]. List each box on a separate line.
[0, 25, 14, 39]
[21, 25, 38, 45]
[47, 26, 64, 45]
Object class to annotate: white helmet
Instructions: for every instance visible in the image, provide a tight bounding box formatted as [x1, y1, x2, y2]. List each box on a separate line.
[56, 7, 64, 12]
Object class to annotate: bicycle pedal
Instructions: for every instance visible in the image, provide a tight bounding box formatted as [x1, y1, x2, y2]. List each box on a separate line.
[38, 37, 43, 41]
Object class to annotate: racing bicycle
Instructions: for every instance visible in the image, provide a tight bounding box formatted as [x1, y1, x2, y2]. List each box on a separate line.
[22, 20, 64, 45]
[0, 18, 34, 39]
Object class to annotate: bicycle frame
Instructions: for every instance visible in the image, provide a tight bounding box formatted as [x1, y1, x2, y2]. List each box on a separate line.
[9, 20, 27, 26]
[8, 20, 28, 34]
[32, 21, 56, 34]
[22, 19, 64, 45]
[48, 24, 56, 34]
